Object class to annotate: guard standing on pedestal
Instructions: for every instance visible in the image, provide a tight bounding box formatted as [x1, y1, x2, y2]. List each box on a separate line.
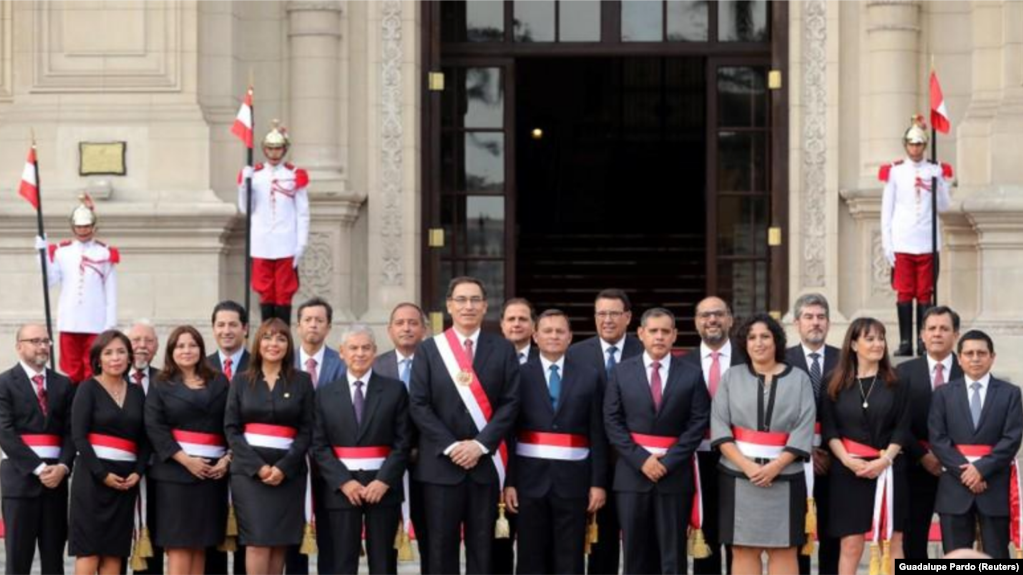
[880, 115, 953, 357]
[238, 121, 310, 326]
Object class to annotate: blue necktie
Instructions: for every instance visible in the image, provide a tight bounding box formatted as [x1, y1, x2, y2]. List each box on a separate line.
[400, 358, 411, 388]
[605, 346, 618, 376]
[970, 382, 982, 428]
[549, 365, 561, 411]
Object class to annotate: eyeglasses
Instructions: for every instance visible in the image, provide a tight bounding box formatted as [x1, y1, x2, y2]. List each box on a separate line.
[450, 296, 485, 307]
[595, 311, 626, 320]
[18, 338, 52, 346]
[697, 310, 728, 320]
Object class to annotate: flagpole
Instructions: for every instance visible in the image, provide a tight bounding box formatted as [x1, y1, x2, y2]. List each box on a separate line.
[244, 87, 254, 326]
[931, 125, 938, 305]
[31, 137, 56, 370]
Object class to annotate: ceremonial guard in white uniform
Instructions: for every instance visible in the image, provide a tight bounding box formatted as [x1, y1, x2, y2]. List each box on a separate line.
[238, 122, 310, 326]
[36, 195, 119, 383]
[880, 116, 953, 356]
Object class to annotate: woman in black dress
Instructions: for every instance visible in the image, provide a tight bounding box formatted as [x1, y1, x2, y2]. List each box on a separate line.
[821, 317, 911, 575]
[70, 330, 149, 575]
[224, 318, 314, 575]
[145, 326, 231, 575]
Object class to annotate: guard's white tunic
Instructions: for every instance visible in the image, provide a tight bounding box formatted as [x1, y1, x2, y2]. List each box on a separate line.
[880, 158, 952, 256]
[238, 162, 310, 260]
[42, 239, 119, 334]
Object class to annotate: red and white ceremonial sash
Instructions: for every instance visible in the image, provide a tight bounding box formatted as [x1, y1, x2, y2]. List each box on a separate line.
[3, 434, 62, 459]
[172, 429, 227, 459]
[842, 439, 894, 544]
[89, 433, 137, 462]
[243, 423, 297, 450]
[516, 430, 590, 461]
[956, 444, 992, 463]
[630, 432, 675, 456]
[733, 426, 788, 460]
[333, 446, 391, 471]
[435, 329, 508, 487]
[1012, 457, 1022, 557]
[690, 455, 705, 531]
[813, 423, 822, 448]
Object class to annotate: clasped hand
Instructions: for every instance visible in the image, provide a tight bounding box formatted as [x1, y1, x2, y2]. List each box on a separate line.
[340, 479, 390, 506]
[103, 472, 140, 491]
[449, 440, 484, 470]
[258, 465, 285, 486]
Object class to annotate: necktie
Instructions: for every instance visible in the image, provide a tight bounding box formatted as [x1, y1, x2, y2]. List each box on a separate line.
[132, 370, 145, 386]
[708, 351, 721, 398]
[650, 361, 663, 411]
[808, 352, 823, 400]
[305, 357, 319, 388]
[400, 358, 412, 387]
[548, 365, 562, 411]
[464, 338, 474, 362]
[353, 381, 365, 425]
[223, 357, 233, 381]
[606, 346, 618, 376]
[518, 352, 527, 365]
[970, 382, 982, 428]
[32, 375, 47, 416]
[933, 363, 945, 388]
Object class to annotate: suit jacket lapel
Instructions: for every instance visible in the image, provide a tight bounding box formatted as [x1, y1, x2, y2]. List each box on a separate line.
[953, 382, 976, 433]
[976, 379, 1000, 432]
[553, 362, 578, 419]
[472, 335, 494, 376]
[15, 366, 45, 419]
[332, 381, 359, 441]
[655, 356, 683, 420]
[357, 374, 384, 441]
[629, 359, 656, 417]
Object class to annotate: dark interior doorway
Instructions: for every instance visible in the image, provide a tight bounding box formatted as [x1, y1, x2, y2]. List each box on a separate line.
[515, 57, 706, 345]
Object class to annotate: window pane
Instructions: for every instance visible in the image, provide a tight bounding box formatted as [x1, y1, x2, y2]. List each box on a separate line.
[667, 0, 708, 41]
[442, 1, 505, 43]
[443, 195, 506, 257]
[719, 0, 768, 42]
[466, 260, 505, 321]
[465, 133, 505, 192]
[560, 1, 601, 42]
[717, 132, 766, 193]
[717, 260, 767, 318]
[464, 68, 504, 129]
[716, 196, 768, 256]
[622, 0, 663, 42]
[514, 1, 555, 42]
[717, 66, 767, 128]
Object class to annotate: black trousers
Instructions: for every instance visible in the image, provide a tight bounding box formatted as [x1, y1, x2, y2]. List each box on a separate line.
[617, 491, 689, 575]
[903, 466, 939, 560]
[515, 494, 587, 575]
[3, 488, 68, 575]
[409, 476, 430, 574]
[328, 504, 400, 575]
[422, 480, 499, 575]
[940, 508, 1009, 559]
[586, 489, 620, 575]
[694, 450, 732, 575]
[284, 469, 333, 575]
[798, 466, 840, 575]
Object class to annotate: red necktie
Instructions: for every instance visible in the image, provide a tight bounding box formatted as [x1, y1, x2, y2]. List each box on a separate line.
[933, 363, 945, 388]
[223, 357, 233, 381]
[32, 375, 47, 416]
[306, 357, 319, 388]
[464, 339, 474, 361]
[708, 351, 722, 397]
[132, 370, 145, 386]
[650, 361, 663, 411]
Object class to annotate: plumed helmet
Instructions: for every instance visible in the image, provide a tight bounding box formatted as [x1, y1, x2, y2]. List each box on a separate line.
[70, 193, 97, 227]
[262, 119, 290, 150]
[904, 114, 929, 145]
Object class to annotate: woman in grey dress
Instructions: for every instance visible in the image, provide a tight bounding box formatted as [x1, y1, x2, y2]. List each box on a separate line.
[711, 314, 816, 575]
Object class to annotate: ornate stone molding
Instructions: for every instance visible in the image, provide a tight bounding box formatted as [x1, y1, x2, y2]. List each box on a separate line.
[296, 232, 335, 305]
[870, 231, 890, 295]
[379, 0, 404, 287]
[800, 0, 827, 287]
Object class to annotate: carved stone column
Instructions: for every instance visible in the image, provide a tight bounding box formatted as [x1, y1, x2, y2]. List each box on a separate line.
[861, 0, 921, 184]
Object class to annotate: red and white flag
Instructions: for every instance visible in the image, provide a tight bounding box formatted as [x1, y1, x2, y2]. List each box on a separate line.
[18, 146, 39, 210]
[231, 87, 254, 149]
[930, 70, 951, 134]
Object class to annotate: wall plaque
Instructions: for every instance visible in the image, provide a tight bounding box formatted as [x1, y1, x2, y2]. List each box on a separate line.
[79, 142, 126, 176]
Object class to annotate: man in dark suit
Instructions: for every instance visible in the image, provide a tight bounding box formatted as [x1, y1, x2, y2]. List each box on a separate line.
[604, 308, 710, 574]
[566, 288, 642, 575]
[929, 330, 1023, 558]
[0, 324, 76, 575]
[312, 323, 411, 574]
[286, 297, 346, 575]
[504, 309, 607, 575]
[409, 276, 520, 574]
[783, 293, 841, 574]
[679, 296, 739, 575]
[374, 302, 431, 572]
[205, 300, 249, 575]
[899, 306, 962, 560]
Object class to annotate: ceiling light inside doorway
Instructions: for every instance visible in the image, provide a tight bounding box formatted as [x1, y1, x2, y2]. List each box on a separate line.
[531, 128, 544, 140]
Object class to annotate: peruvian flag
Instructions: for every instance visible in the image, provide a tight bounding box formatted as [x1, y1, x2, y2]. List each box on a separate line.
[930, 70, 951, 134]
[18, 146, 39, 210]
[231, 87, 254, 148]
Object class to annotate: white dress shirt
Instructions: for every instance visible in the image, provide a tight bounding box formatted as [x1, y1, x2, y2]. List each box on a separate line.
[218, 348, 246, 376]
[128, 367, 151, 395]
[643, 352, 671, 392]
[516, 344, 532, 365]
[699, 339, 733, 385]
[540, 355, 566, 390]
[965, 373, 991, 410]
[300, 345, 327, 375]
[346, 369, 373, 403]
[600, 336, 627, 365]
[801, 344, 827, 370]
[926, 354, 955, 390]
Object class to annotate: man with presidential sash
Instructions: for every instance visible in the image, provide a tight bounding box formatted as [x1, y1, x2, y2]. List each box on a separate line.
[409, 276, 520, 574]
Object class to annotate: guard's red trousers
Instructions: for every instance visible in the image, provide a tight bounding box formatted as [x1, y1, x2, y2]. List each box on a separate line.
[893, 253, 935, 304]
[251, 257, 299, 306]
[60, 332, 97, 384]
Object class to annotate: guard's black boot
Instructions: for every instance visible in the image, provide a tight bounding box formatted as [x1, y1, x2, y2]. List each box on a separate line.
[895, 302, 914, 356]
[276, 305, 292, 326]
[916, 301, 932, 357]
[260, 304, 275, 325]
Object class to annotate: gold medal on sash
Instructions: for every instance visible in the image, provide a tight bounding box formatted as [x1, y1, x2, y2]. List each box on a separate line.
[456, 369, 473, 386]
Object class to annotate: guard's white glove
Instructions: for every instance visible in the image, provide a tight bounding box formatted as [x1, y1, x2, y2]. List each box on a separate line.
[884, 247, 896, 268]
[241, 166, 254, 181]
[293, 247, 305, 269]
[34, 235, 48, 251]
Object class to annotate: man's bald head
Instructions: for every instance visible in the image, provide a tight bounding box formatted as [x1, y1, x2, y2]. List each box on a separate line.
[128, 321, 159, 369]
[15, 324, 52, 369]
